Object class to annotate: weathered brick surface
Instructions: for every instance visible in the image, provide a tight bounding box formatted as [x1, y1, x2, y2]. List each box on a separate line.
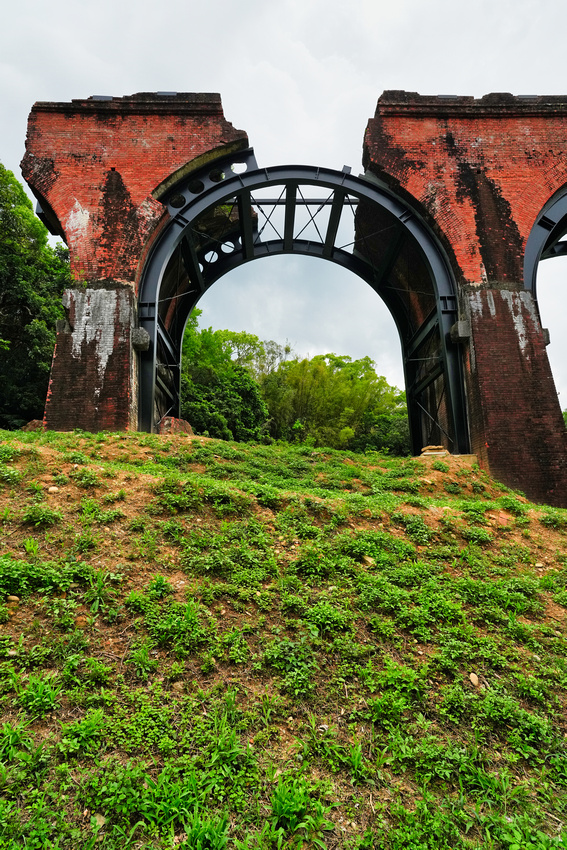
[22, 93, 248, 285]
[364, 92, 567, 505]
[44, 288, 135, 432]
[22, 93, 247, 435]
[463, 289, 567, 505]
[364, 92, 567, 286]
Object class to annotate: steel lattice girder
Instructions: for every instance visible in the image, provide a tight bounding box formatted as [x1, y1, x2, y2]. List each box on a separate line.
[138, 149, 470, 452]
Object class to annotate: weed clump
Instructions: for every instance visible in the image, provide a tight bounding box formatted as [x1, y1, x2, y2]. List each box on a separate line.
[21, 503, 62, 527]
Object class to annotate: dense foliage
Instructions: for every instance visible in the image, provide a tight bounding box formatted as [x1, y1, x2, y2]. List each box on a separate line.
[0, 164, 71, 428]
[259, 351, 409, 452]
[181, 313, 411, 454]
[180, 314, 268, 441]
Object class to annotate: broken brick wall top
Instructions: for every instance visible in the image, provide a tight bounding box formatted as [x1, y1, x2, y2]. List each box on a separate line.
[21, 93, 248, 287]
[363, 92, 567, 287]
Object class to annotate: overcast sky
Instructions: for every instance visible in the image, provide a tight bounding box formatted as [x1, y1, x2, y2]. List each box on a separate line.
[2, 0, 567, 403]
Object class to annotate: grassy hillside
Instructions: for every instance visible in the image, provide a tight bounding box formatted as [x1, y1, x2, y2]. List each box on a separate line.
[1, 430, 567, 849]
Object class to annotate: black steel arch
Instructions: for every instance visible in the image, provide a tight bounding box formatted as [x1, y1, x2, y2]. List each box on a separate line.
[138, 148, 470, 453]
[525, 187, 567, 302]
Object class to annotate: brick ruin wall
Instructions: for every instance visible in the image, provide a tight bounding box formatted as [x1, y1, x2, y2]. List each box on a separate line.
[364, 92, 567, 505]
[21, 93, 248, 432]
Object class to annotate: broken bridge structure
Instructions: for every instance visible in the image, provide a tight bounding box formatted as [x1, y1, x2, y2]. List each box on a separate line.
[20, 91, 567, 506]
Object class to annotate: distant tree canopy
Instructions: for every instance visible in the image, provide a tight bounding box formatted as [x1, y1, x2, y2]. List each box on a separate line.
[180, 311, 411, 454]
[180, 313, 268, 442]
[0, 164, 71, 428]
[259, 351, 408, 451]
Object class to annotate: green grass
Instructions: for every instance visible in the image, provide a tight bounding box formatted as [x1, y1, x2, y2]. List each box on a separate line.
[0, 428, 567, 848]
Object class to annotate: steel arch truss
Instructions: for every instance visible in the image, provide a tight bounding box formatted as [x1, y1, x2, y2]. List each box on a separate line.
[525, 188, 567, 299]
[138, 148, 470, 452]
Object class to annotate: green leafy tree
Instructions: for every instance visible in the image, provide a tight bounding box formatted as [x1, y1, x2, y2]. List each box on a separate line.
[0, 164, 71, 428]
[349, 407, 411, 455]
[180, 311, 268, 441]
[180, 312, 409, 452]
[259, 352, 410, 453]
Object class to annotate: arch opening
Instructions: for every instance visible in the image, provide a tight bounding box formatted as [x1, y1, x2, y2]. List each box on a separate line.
[187, 255, 408, 449]
[525, 187, 567, 419]
[195, 254, 405, 388]
[138, 152, 470, 453]
[537, 256, 567, 413]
